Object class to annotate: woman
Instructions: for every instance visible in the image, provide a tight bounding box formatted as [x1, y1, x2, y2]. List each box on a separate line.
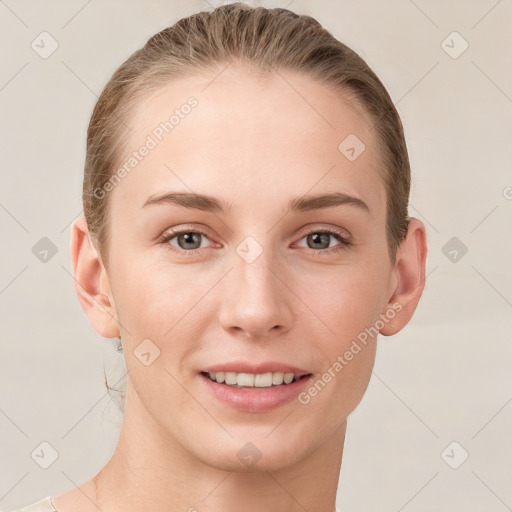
[12, 2, 427, 511]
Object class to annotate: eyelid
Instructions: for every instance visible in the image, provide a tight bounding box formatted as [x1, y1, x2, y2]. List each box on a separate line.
[160, 224, 214, 239]
[294, 224, 352, 243]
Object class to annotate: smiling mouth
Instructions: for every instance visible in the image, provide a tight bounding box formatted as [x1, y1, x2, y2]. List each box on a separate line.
[200, 371, 312, 389]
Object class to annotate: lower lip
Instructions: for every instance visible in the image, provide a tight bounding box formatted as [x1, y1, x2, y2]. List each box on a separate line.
[199, 373, 313, 413]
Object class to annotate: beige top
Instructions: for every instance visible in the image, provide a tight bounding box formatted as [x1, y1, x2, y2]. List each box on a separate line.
[6, 497, 57, 512]
[8, 496, 342, 511]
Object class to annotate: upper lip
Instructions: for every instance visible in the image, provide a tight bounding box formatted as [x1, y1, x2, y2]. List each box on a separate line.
[201, 361, 311, 377]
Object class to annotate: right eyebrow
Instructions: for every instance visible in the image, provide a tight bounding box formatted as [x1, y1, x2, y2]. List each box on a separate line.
[142, 191, 232, 213]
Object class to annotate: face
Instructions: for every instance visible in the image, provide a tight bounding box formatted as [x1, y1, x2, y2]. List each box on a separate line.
[100, 66, 397, 471]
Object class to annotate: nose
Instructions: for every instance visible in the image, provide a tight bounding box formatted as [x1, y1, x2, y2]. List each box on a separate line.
[218, 245, 294, 340]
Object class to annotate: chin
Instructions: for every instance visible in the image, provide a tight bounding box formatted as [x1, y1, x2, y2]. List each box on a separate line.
[191, 435, 311, 474]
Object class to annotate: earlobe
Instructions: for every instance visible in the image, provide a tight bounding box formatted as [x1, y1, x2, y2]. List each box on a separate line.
[379, 217, 428, 336]
[70, 216, 120, 338]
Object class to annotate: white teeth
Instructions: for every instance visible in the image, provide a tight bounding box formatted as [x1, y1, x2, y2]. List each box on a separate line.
[254, 372, 273, 387]
[272, 372, 284, 385]
[237, 373, 254, 387]
[283, 373, 294, 384]
[225, 372, 237, 385]
[205, 371, 301, 388]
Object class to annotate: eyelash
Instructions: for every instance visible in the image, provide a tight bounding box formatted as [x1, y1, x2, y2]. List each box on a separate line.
[158, 227, 353, 257]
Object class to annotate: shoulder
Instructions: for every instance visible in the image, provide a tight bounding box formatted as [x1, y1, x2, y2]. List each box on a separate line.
[5, 496, 57, 512]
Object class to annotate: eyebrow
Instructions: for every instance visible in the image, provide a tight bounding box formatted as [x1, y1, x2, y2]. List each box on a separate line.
[142, 191, 370, 214]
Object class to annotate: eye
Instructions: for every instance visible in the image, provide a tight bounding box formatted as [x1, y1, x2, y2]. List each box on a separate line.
[294, 227, 352, 254]
[159, 228, 215, 255]
[158, 226, 353, 256]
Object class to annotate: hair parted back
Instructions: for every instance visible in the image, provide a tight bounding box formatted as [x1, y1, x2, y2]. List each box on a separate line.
[83, 2, 411, 272]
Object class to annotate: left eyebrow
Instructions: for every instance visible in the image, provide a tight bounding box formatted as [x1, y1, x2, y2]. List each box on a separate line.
[287, 192, 370, 214]
[141, 191, 370, 214]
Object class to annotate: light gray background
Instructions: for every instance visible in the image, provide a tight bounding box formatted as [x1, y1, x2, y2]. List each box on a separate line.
[1, 1, 511, 510]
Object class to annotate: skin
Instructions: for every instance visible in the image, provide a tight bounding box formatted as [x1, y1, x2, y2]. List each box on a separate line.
[56, 65, 427, 512]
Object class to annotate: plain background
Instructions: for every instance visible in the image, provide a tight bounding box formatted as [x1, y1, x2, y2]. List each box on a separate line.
[1, 1, 511, 510]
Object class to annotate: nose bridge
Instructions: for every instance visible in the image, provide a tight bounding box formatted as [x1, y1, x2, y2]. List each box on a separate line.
[218, 233, 293, 337]
[236, 242, 276, 296]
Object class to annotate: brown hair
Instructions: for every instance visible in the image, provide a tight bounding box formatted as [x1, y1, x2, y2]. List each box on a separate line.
[83, 2, 410, 269]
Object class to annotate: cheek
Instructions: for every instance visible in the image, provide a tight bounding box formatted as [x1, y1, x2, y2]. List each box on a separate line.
[111, 257, 198, 332]
[297, 263, 387, 344]
[294, 263, 384, 404]
[112, 263, 205, 399]
[297, 272, 380, 418]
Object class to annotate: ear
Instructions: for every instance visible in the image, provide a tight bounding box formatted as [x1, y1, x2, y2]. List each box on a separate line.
[70, 216, 120, 338]
[379, 217, 428, 336]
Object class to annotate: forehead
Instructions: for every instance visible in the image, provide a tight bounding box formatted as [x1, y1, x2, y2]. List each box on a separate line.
[109, 65, 385, 220]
